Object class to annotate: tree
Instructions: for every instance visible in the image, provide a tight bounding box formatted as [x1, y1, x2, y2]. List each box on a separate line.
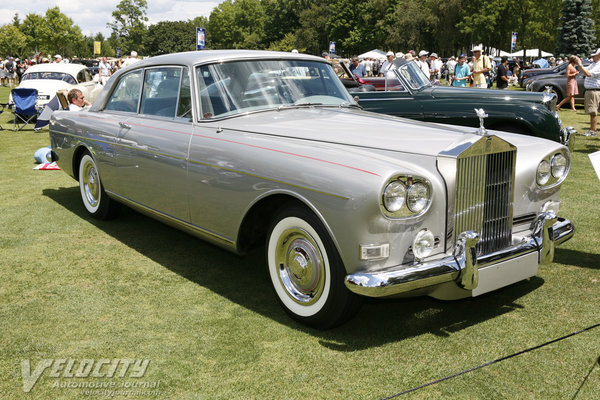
[557, 0, 596, 57]
[0, 25, 27, 57]
[294, 1, 330, 55]
[207, 0, 266, 49]
[20, 13, 46, 55]
[386, 0, 434, 53]
[42, 7, 84, 56]
[144, 19, 208, 56]
[107, 0, 149, 55]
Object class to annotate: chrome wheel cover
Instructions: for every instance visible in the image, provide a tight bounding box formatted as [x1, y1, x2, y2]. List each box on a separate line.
[274, 228, 326, 306]
[82, 160, 100, 209]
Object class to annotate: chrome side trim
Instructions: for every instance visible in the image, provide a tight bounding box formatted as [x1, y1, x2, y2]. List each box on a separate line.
[344, 214, 574, 298]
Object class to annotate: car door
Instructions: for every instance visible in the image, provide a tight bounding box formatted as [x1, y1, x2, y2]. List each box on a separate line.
[355, 87, 423, 119]
[110, 66, 194, 222]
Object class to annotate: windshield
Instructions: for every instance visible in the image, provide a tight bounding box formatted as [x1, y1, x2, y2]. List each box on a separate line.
[22, 72, 77, 85]
[393, 61, 431, 91]
[195, 59, 354, 119]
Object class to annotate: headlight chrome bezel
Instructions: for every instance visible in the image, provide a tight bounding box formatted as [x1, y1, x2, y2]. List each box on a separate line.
[381, 176, 432, 218]
[536, 149, 570, 188]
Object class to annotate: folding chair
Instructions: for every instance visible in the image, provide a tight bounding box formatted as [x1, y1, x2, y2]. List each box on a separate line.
[0, 103, 7, 130]
[11, 88, 39, 131]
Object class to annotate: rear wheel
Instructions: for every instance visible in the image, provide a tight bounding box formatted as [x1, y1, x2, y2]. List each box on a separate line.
[266, 206, 361, 329]
[78, 153, 119, 220]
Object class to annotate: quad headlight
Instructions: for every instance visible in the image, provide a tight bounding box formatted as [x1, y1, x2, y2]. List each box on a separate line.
[536, 149, 570, 188]
[382, 176, 431, 218]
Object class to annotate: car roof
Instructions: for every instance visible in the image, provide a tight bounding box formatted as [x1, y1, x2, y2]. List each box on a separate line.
[122, 50, 326, 70]
[24, 63, 88, 75]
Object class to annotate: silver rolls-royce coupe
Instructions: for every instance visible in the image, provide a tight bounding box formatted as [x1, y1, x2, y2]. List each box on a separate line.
[49, 50, 574, 329]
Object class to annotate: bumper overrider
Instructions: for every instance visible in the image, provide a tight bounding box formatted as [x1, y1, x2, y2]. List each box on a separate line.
[345, 212, 574, 297]
[561, 126, 576, 151]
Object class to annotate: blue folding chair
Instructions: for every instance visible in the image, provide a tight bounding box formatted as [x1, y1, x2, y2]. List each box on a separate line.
[11, 88, 39, 131]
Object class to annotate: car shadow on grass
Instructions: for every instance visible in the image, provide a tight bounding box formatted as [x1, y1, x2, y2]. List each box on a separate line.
[571, 140, 600, 155]
[553, 248, 600, 270]
[46, 186, 554, 350]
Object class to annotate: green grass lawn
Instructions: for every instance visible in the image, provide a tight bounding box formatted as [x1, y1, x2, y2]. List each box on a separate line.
[1, 86, 599, 399]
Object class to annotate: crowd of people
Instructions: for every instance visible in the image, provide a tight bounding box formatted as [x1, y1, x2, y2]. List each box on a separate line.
[0, 51, 141, 88]
[343, 47, 578, 90]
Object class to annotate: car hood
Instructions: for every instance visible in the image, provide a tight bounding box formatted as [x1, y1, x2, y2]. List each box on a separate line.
[521, 68, 553, 75]
[217, 107, 512, 157]
[428, 86, 546, 103]
[531, 73, 563, 81]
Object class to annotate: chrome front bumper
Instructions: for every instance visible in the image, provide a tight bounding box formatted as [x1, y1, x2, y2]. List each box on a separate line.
[344, 212, 574, 298]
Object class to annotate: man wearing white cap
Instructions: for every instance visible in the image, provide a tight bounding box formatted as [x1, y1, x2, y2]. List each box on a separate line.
[577, 48, 600, 136]
[416, 50, 430, 78]
[471, 46, 490, 88]
[54, 54, 63, 64]
[380, 51, 395, 77]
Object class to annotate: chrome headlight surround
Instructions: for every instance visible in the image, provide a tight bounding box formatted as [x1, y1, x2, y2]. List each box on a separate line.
[536, 149, 570, 189]
[381, 176, 432, 218]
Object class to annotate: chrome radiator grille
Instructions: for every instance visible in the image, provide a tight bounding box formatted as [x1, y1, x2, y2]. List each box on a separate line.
[454, 148, 516, 255]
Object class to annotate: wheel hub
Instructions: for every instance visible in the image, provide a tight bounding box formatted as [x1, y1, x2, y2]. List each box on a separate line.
[275, 229, 326, 305]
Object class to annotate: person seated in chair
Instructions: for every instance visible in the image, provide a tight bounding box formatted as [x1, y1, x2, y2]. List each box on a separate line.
[67, 89, 91, 111]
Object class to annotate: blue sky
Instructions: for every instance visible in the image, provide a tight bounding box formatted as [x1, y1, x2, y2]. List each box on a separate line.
[0, 1, 219, 36]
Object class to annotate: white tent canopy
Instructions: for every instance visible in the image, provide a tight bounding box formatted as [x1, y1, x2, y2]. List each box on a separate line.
[507, 49, 553, 58]
[358, 49, 387, 60]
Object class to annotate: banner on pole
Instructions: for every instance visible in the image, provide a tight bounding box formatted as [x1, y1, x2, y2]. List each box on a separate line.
[329, 41, 335, 54]
[511, 32, 518, 52]
[197, 28, 206, 50]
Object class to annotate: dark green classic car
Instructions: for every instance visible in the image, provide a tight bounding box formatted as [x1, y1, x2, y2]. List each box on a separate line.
[344, 59, 574, 148]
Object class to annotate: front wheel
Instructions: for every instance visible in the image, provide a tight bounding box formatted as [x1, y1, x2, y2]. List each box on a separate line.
[78, 153, 119, 220]
[266, 206, 361, 329]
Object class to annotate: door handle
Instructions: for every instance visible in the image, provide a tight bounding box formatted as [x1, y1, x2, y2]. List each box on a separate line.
[119, 122, 131, 129]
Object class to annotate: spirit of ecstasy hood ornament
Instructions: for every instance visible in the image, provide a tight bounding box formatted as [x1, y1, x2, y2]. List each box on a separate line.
[474, 108, 488, 136]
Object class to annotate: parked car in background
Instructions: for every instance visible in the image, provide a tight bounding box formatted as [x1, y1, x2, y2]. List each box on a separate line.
[519, 63, 568, 87]
[10, 63, 103, 108]
[333, 59, 403, 90]
[525, 61, 591, 104]
[49, 50, 574, 329]
[343, 58, 574, 148]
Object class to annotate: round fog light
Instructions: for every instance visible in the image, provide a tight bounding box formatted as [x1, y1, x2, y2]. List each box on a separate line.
[413, 229, 435, 260]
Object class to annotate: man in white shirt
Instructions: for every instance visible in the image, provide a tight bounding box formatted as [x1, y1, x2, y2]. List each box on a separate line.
[67, 89, 91, 111]
[429, 53, 443, 81]
[445, 56, 457, 83]
[578, 48, 600, 136]
[380, 51, 395, 77]
[122, 51, 140, 68]
[416, 50, 430, 79]
[98, 56, 112, 85]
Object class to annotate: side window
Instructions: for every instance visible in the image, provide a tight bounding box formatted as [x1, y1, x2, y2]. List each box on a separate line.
[105, 70, 143, 113]
[177, 67, 192, 121]
[140, 67, 181, 118]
